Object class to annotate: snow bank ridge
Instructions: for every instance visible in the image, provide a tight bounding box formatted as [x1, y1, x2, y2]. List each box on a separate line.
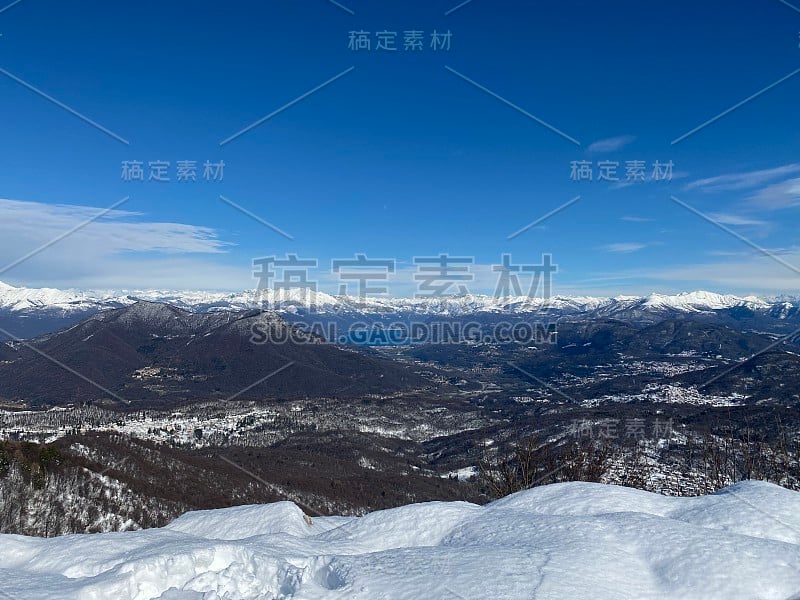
[1, 481, 800, 599]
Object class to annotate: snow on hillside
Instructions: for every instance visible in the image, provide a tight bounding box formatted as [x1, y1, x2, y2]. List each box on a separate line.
[642, 291, 769, 312]
[0, 282, 103, 312]
[0, 280, 791, 317]
[1, 481, 799, 599]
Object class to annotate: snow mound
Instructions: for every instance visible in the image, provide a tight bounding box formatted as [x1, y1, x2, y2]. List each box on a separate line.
[164, 502, 319, 540]
[1, 482, 800, 599]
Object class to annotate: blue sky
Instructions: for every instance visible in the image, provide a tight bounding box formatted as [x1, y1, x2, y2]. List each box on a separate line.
[1, 0, 800, 296]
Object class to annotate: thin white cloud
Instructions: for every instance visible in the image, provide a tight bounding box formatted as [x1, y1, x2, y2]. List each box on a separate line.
[24, 258, 253, 292]
[621, 216, 654, 223]
[609, 170, 686, 190]
[0, 199, 242, 290]
[706, 249, 753, 257]
[748, 177, 800, 210]
[707, 212, 769, 226]
[592, 248, 800, 295]
[647, 254, 800, 293]
[601, 242, 647, 254]
[0, 199, 230, 255]
[684, 164, 800, 192]
[587, 135, 636, 154]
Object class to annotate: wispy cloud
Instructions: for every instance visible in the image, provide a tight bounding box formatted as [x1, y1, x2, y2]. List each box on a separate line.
[609, 170, 687, 191]
[706, 249, 753, 257]
[587, 135, 636, 154]
[0, 199, 230, 255]
[589, 246, 800, 296]
[685, 164, 800, 193]
[748, 177, 800, 210]
[707, 212, 769, 227]
[0, 199, 243, 290]
[601, 242, 647, 254]
[621, 216, 654, 223]
[643, 249, 800, 294]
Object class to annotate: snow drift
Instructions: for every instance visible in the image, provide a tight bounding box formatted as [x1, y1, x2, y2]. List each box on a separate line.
[1, 481, 799, 599]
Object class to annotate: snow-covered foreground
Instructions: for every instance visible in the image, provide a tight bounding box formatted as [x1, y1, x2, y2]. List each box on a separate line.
[1, 482, 800, 599]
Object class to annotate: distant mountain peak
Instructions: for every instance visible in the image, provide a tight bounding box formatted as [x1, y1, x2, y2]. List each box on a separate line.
[641, 291, 766, 312]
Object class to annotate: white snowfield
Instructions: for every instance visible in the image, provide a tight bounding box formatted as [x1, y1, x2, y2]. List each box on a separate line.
[1, 481, 800, 599]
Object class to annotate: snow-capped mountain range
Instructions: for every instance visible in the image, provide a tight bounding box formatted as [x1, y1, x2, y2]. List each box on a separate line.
[0, 280, 794, 317]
